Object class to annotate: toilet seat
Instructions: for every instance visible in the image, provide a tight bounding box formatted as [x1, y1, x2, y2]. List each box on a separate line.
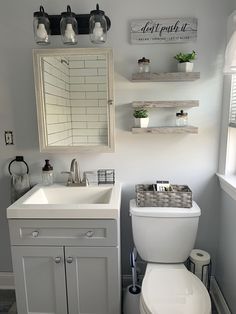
[140, 263, 211, 314]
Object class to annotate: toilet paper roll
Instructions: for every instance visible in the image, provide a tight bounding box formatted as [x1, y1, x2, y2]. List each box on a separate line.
[189, 249, 211, 287]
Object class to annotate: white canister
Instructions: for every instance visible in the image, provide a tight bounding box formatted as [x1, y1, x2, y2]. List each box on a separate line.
[123, 285, 141, 314]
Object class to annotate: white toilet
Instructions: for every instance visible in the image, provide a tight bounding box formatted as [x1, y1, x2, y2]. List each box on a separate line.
[130, 199, 211, 314]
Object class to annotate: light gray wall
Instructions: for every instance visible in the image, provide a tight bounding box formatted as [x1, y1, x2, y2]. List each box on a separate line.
[231, 0, 236, 10]
[215, 191, 236, 313]
[214, 2, 236, 312]
[0, 0, 231, 275]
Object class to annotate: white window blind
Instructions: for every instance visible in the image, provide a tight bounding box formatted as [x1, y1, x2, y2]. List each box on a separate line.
[229, 74, 236, 127]
[224, 31, 236, 74]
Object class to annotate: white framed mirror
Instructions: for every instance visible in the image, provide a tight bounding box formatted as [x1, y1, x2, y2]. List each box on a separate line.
[33, 48, 114, 153]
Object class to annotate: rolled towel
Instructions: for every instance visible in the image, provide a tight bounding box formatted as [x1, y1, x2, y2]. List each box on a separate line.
[11, 173, 30, 203]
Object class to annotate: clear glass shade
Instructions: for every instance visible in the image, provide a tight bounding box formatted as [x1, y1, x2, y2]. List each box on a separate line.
[60, 6, 78, 45]
[89, 5, 107, 44]
[33, 6, 50, 45]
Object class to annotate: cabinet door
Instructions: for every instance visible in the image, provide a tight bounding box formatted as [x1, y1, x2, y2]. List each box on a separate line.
[11, 246, 68, 314]
[65, 247, 120, 314]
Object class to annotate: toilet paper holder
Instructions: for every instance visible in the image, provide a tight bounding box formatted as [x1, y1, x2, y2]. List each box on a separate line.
[187, 254, 212, 291]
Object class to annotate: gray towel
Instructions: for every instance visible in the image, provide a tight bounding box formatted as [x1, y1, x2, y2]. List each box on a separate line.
[11, 173, 30, 203]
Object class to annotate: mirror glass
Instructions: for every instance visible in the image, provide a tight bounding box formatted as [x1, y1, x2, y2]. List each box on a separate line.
[33, 48, 114, 152]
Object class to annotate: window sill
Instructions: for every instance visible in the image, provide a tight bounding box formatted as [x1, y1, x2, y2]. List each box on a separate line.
[217, 173, 236, 201]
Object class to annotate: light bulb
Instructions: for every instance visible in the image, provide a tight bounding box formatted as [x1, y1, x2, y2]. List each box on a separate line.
[93, 22, 104, 40]
[36, 23, 48, 40]
[65, 23, 76, 42]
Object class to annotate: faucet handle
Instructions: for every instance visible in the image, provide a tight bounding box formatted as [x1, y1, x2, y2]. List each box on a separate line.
[61, 171, 74, 185]
[82, 172, 89, 186]
[83, 171, 98, 186]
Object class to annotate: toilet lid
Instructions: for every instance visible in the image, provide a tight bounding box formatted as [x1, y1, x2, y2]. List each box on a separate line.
[141, 264, 211, 314]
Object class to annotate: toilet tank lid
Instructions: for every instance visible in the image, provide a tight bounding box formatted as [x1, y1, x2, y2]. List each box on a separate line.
[129, 199, 201, 218]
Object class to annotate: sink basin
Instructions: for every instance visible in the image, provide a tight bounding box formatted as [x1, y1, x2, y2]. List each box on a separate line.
[24, 186, 112, 205]
[7, 183, 121, 219]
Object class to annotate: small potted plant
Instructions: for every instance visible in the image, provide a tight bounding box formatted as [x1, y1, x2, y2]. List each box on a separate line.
[174, 50, 196, 72]
[133, 108, 149, 128]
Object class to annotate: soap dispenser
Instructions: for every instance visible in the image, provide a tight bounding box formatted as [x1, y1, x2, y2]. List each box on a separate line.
[42, 159, 53, 185]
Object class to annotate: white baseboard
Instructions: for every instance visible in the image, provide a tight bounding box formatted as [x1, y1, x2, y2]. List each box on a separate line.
[210, 277, 231, 314]
[0, 272, 15, 290]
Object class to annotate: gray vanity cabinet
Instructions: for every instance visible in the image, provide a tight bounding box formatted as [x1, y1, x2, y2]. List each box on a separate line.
[9, 219, 121, 314]
[66, 247, 119, 314]
[11, 246, 68, 314]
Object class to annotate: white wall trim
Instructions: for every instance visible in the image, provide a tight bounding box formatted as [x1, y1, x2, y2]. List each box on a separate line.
[0, 272, 15, 290]
[217, 173, 236, 201]
[218, 75, 231, 175]
[210, 276, 231, 314]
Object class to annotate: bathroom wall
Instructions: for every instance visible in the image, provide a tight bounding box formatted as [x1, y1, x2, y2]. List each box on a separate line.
[0, 0, 232, 276]
[215, 191, 236, 313]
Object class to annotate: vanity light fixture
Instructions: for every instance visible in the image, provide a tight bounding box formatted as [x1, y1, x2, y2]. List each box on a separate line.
[33, 4, 111, 45]
[33, 6, 51, 45]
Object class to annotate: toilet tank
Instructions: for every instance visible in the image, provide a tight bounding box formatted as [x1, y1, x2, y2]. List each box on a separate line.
[130, 200, 201, 263]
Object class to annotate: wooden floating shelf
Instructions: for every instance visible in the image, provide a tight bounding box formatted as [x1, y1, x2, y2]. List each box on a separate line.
[132, 100, 199, 108]
[132, 126, 198, 134]
[131, 72, 200, 82]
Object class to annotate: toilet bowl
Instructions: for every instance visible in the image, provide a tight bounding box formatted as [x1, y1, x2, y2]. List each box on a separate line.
[140, 264, 211, 314]
[129, 199, 212, 314]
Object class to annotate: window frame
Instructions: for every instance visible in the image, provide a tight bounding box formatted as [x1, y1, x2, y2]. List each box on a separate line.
[218, 74, 236, 199]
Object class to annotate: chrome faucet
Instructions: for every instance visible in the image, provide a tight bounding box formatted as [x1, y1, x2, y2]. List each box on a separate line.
[70, 158, 79, 184]
[62, 158, 88, 186]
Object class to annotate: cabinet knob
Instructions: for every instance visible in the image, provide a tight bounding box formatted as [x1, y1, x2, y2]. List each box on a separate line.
[85, 230, 94, 238]
[54, 257, 61, 264]
[66, 257, 73, 264]
[32, 231, 39, 238]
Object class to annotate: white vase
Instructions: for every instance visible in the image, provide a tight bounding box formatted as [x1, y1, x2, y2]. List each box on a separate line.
[134, 117, 149, 128]
[177, 62, 194, 72]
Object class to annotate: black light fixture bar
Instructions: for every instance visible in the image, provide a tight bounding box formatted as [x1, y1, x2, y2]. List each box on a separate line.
[48, 14, 111, 35]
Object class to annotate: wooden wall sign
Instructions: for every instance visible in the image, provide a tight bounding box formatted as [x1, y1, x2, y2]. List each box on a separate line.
[130, 18, 198, 44]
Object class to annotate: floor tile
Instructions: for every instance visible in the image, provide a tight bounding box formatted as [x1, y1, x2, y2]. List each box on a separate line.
[0, 290, 16, 314]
